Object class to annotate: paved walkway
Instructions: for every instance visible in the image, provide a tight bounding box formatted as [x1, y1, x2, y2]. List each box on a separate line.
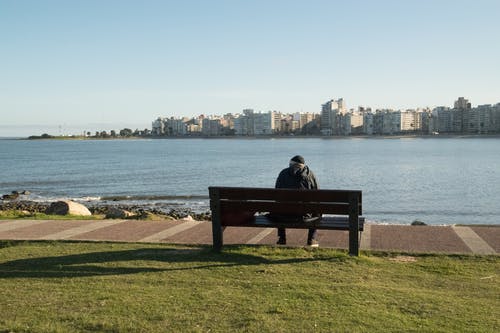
[0, 219, 498, 255]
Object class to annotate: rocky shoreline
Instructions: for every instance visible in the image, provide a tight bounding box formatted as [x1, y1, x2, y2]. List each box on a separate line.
[0, 200, 211, 221]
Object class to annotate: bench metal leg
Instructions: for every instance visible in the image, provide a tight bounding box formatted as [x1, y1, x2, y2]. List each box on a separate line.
[348, 194, 360, 256]
[212, 223, 223, 252]
[348, 229, 359, 256]
[209, 187, 224, 252]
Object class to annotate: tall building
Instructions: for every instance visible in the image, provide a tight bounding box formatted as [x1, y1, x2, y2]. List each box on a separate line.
[373, 109, 400, 135]
[363, 112, 374, 135]
[320, 98, 345, 135]
[454, 97, 471, 109]
[254, 111, 275, 135]
[435, 107, 452, 133]
[233, 110, 277, 135]
[152, 117, 165, 135]
[349, 112, 364, 135]
[452, 97, 472, 133]
[493, 103, 500, 132]
[418, 109, 433, 134]
[471, 105, 492, 134]
[202, 117, 222, 136]
[400, 110, 419, 132]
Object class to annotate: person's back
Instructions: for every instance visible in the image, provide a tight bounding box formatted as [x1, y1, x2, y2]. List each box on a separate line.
[276, 163, 317, 190]
[274, 155, 320, 247]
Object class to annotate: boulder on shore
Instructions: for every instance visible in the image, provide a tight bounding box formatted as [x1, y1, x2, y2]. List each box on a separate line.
[2, 191, 20, 200]
[105, 207, 136, 219]
[45, 200, 92, 216]
[411, 220, 427, 226]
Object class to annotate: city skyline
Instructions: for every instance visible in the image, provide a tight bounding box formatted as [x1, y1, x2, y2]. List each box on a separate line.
[4, 94, 499, 138]
[23, 96, 500, 138]
[2, 0, 500, 136]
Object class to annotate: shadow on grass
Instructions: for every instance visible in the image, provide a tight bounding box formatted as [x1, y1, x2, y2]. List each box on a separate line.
[0, 241, 341, 279]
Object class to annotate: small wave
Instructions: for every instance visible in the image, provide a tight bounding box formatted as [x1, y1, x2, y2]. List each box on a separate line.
[72, 196, 102, 202]
[20, 195, 102, 203]
[100, 195, 209, 201]
[367, 209, 500, 217]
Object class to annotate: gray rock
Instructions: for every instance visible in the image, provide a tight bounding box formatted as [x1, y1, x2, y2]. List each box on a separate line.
[411, 220, 427, 226]
[45, 200, 92, 216]
[2, 191, 19, 200]
[105, 207, 135, 219]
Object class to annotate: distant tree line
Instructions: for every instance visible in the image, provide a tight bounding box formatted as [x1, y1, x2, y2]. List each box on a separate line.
[28, 128, 152, 139]
[90, 128, 151, 138]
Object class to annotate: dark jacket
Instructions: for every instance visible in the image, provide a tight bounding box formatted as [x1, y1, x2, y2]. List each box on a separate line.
[275, 165, 318, 190]
[272, 165, 320, 223]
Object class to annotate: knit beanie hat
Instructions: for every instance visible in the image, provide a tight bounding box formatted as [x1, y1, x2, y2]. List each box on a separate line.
[290, 155, 305, 164]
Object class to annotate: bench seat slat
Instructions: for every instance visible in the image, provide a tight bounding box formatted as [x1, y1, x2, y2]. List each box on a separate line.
[219, 200, 352, 215]
[223, 215, 365, 231]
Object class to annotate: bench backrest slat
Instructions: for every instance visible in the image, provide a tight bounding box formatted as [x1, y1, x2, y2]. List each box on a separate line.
[211, 186, 361, 203]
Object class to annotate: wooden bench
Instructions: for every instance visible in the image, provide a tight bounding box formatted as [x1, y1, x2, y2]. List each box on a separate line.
[209, 186, 364, 256]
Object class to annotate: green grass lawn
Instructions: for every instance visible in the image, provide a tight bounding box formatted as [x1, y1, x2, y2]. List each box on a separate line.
[0, 241, 498, 333]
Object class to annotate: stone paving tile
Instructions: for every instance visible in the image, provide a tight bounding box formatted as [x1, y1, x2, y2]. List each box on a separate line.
[162, 222, 213, 244]
[139, 221, 200, 242]
[246, 228, 274, 244]
[165, 223, 272, 245]
[0, 220, 92, 240]
[453, 226, 496, 255]
[68, 220, 184, 242]
[0, 220, 50, 233]
[469, 226, 500, 252]
[370, 225, 472, 253]
[0, 220, 13, 225]
[224, 226, 280, 245]
[254, 228, 345, 248]
[267, 229, 351, 248]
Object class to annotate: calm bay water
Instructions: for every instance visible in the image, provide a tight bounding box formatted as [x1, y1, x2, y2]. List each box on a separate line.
[1, 137, 499, 225]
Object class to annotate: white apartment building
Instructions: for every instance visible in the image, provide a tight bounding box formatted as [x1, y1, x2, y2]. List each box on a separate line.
[435, 107, 452, 133]
[299, 112, 316, 128]
[363, 112, 374, 135]
[152, 117, 164, 135]
[320, 98, 345, 135]
[166, 117, 187, 136]
[233, 109, 254, 135]
[470, 104, 492, 134]
[493, 103, 500, 131]
[373, 110, 401, 135]
[152, 117, 187, 136]
[202, 117, 222, 136]
[454, 97, 471, 109]
[254, 111, 275, 135]
[400, 110, 419, 132]
[233, 110, 276, 135]
[349, 112, 364, 135]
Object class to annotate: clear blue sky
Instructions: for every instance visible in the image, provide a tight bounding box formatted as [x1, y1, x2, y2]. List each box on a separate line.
[1, 0, 499, 136]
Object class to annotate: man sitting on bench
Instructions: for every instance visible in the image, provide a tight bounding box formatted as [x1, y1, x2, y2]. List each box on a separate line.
[273, 155, 320, 247]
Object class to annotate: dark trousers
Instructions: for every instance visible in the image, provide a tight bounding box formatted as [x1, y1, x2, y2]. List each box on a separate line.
[278, 227, 317, 242]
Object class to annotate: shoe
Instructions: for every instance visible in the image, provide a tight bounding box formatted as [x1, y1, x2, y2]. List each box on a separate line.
[276, 238, 286, 245]
[307, 239, 319, 248]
